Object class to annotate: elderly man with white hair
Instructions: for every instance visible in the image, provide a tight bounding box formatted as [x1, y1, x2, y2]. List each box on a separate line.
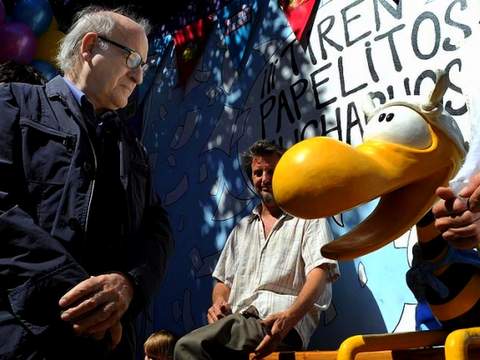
[0, 6, 173, 360]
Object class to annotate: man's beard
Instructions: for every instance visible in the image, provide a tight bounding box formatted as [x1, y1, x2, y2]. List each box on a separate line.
[260, 191, 276, 206]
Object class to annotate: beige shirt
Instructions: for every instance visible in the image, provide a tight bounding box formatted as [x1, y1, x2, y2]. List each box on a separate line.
[212, 206, 339, 347]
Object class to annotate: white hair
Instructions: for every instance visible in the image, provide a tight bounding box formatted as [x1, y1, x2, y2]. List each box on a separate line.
[56, 6, 150, 75]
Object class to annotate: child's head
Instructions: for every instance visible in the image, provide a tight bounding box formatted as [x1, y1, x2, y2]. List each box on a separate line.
[144, 330, 177, 360]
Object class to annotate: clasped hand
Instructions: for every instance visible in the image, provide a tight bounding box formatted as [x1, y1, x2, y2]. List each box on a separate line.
[433, 173, 480, 249]
[207, 299, 232, 324]
[59, 273, 134, 349]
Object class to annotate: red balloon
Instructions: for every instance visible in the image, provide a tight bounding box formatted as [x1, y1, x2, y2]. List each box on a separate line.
[0, 22, 37, 64]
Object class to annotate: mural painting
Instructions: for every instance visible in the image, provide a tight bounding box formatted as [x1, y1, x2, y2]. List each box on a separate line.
[140, 0, 480, 349]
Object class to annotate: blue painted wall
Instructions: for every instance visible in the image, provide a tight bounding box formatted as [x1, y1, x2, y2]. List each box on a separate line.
[138, 0, 479, 350]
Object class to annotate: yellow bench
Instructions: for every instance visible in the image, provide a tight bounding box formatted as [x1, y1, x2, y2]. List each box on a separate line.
[250, 328, 480, 359]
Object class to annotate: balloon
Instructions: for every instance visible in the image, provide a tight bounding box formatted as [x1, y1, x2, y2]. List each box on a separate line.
[35, 18, 64, 64]
[0, 22, 37, 64]
[0, 0, 6, 26]
[31, 60, 59, 81]
[12, 0, 53, 36]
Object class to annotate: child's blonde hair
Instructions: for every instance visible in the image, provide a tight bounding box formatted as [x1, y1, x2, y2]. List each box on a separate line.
[144, 330, 177, 358]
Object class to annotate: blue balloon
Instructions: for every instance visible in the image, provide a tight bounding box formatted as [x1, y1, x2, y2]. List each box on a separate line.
[12, 0, 53, 36]
[31, 60, 59, 81]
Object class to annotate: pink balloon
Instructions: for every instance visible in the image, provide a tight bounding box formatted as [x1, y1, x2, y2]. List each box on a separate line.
[0, 22, 37, 64]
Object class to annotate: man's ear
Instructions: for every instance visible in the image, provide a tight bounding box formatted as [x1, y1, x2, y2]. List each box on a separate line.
[80, 32, 98, 61]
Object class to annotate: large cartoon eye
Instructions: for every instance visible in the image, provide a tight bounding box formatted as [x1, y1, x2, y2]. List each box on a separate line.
[364, 105, 432, 149]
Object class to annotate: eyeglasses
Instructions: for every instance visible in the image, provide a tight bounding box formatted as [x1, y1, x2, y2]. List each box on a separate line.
[97, 35, 148, 72]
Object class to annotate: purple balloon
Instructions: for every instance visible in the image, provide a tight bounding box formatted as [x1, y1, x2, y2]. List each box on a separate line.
[0, 1, 5, 25]
[0, 22, 37, 64]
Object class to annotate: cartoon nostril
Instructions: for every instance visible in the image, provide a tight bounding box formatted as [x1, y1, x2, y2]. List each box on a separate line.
[378, 113, 386, 122]
[386, 113, 394, 122]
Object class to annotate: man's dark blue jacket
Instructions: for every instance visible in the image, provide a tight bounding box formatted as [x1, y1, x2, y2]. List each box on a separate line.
[0, 76, 173, 359]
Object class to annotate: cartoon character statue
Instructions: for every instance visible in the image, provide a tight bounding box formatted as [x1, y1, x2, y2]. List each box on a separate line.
[272, 69, 467, 261]
[273, 70, 480, 335]
[407, 208, 480, 331]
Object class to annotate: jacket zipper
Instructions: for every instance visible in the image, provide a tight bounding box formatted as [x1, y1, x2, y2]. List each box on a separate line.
[83, 131, 97, 234]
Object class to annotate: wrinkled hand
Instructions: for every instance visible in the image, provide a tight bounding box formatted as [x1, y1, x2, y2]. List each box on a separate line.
[433, 183, 480, 249]
[207, 299, 232, 324]
[459, 173, 480, 212]
[253, 311, 296, 359]
[108, 321, 123, 349]
[59, 273, 134, 343]
[91, 322, 123, 349]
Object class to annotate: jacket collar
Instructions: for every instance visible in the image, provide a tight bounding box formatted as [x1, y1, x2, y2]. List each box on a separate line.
[46, 75, 86, 125]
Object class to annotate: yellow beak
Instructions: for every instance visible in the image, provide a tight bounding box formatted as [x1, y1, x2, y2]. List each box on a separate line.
[272, 120, 465, 260]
